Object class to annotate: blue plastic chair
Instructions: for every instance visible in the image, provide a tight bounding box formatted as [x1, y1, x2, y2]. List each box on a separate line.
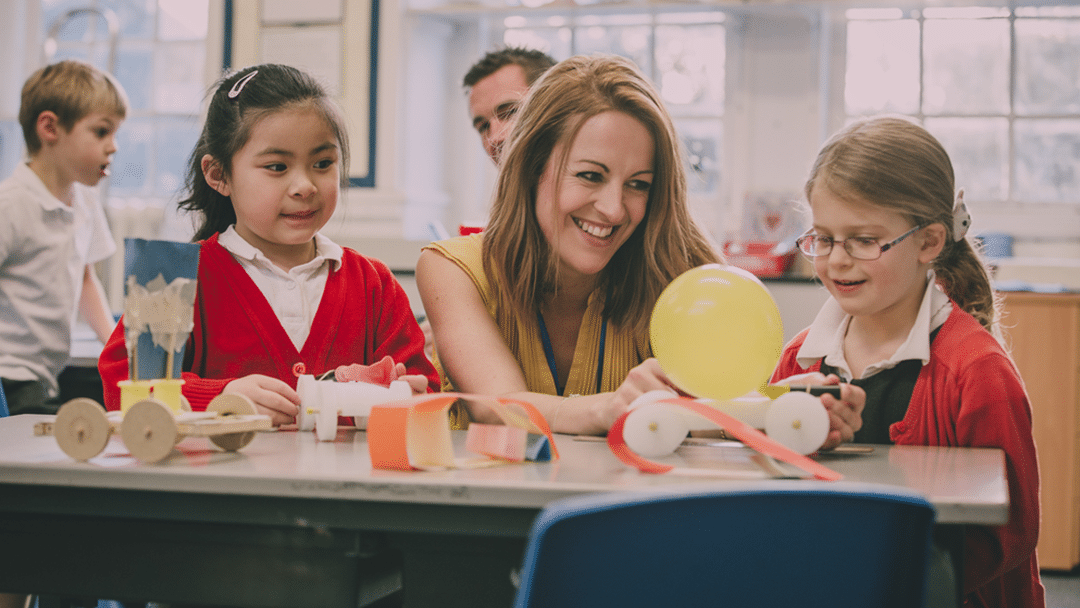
[514, 481, 936, 608]
[0, 380, 8, 417]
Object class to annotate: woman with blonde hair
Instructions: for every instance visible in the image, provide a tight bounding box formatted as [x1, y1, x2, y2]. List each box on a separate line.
[417, 54, 720, 435]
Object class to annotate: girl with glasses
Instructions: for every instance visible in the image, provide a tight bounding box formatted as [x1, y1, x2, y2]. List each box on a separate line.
[773, 116, 1043, 608]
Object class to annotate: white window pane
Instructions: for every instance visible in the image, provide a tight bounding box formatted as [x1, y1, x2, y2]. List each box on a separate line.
[0, 121, 23, 184]
[1014, 119, 1080, 203]
[574, 25, 652, 77]
[261, 0, 339, 25]
[261, 26, 343, 96]
[155, 117, 201, 196]
[656, 12, 724, 25]
[111, 117, 153, 195]
[677, 118, 722, 196]
[925, 117, 1008, 202]
[503, 27, 571, 59]
[158, 0, 208, 40]
[154, 41, 206, 114]
[577, 13, 649, 26]
[43, 0, 98, 42]
[115, 44, 153, 111]
[845, 20, 919, 115]
[49, 43, 111, 68]
[922, 7, 1009, 19]
[106, 0, 156, 39]
[656, 24, 724, 115]
[1015, 19, 1080, 115]
[923, 19, 1009, 115]
[845, 8, 904, 20]
[1016, 6, 1080, 18]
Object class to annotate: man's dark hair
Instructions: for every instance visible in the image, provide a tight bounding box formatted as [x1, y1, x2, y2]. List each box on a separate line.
[463, 47, 557, 90]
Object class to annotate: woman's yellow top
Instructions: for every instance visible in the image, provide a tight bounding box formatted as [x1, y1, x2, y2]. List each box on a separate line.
[423, 234, 651, 396]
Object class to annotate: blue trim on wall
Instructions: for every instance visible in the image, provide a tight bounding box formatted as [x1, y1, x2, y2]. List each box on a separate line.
[220, 0, 378, 188]
[349, 0, 379, 188]
[222, 0, 233, 72]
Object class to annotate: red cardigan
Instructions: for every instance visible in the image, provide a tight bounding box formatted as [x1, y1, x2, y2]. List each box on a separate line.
[772, 306, 1043, 608]
[99, 234, 438, 411]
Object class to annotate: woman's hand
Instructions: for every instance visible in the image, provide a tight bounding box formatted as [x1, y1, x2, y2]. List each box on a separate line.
[580, 358, 678, 435]
[394, 362, 431, 395]
[224, 374, 301, 426]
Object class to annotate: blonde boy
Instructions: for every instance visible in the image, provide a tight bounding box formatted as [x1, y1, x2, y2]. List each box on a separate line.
[0, 60, 127, 416]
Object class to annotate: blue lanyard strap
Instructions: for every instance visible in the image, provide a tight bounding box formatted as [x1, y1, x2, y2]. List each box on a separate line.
[537, 306, 608, 397]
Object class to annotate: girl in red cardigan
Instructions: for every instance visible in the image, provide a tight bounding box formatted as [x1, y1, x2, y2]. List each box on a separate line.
[772, 116, 1043, 608]
[99, 65, 437, 426]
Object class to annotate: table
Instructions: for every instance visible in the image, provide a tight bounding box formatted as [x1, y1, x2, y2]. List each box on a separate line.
[0, 414, 1008, 607]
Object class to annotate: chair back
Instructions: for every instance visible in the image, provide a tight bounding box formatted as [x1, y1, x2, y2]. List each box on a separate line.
[514, 480, 935, 608]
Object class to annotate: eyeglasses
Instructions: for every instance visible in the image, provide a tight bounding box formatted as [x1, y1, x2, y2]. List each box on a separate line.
[796, 224, 925, 261]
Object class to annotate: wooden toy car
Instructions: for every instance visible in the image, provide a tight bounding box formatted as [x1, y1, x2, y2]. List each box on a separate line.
[35, 393, 272, 463]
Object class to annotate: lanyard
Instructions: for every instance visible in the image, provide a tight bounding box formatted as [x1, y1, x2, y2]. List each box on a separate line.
[537, 307, 608, 396]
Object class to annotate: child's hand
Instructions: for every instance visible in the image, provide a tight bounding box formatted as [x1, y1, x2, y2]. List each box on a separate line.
[773, 372, 864, 449]
[223, 374, 301, 426]
[401, 375, 431, 395]
[815, 373, 864, 449]
[393, 362, 430, 394]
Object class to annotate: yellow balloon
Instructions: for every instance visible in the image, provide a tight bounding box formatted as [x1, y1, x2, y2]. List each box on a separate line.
[650, 264, 784, 401]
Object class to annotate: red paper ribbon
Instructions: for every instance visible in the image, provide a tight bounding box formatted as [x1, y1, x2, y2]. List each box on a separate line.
[608, 397, 841, 481]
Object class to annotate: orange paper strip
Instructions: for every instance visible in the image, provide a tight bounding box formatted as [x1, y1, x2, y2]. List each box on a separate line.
[368, 393, 559, 471]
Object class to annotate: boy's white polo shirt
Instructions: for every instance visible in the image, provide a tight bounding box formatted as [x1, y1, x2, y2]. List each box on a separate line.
[794, 271, 953, 381]
[0, 162, 116, 393]
[218, 226, 342, 350]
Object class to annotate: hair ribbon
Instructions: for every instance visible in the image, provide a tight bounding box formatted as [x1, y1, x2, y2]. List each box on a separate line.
[952, 188, 971, 242]
[228, 70, 258, 99]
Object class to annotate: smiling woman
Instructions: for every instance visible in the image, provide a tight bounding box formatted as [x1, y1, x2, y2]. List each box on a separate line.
[417, 54, 722, 436]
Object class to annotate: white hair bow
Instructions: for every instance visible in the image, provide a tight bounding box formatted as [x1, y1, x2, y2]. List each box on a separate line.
[952, 189, 971, 242]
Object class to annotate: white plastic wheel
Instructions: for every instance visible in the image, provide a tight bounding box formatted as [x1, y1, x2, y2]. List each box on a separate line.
[622, 400, 689, 458]
[764, 391, 830, 455]
[295, 375, 318, 431]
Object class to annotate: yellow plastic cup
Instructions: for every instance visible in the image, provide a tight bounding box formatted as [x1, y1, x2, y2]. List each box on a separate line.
[152, 379, 186, 413]
[118, 380, 153, 413]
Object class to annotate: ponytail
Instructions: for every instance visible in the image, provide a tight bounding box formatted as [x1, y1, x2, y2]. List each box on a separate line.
[934, 236, 1001, 338]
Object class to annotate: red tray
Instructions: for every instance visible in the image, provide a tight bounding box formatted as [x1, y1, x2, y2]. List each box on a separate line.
[722, 241, 796, 278]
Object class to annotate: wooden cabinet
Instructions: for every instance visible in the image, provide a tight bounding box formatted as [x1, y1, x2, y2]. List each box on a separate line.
[1000, 292, 1080, 571]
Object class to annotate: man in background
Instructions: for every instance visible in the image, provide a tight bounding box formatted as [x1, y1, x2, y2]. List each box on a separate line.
[416, 48, 557, 359]
[463, 47, 556, 164]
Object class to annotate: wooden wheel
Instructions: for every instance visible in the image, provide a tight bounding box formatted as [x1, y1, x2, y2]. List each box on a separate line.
[207, 393, 258, 452]
[121, 399, 179, 463]
[54, 398, 111, 461]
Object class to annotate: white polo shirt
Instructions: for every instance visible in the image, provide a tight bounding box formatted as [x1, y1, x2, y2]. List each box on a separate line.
[0, 163, 116, 393]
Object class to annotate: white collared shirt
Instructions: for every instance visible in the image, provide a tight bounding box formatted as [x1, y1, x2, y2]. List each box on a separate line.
[794, 270, 953, 381]
[0, 162, 116, 392]
[217, 226, 342, 350]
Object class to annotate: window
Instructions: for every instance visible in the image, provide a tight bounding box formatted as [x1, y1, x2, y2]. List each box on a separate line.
[497, 10, 726, 200]
[30, 0, 212, 308]
[40, 0, 209, 203]
[845, 6, 1080, 206]
[404, 3, 728, 239]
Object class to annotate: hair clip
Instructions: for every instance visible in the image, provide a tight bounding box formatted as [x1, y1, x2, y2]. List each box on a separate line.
[228, 70, 258, 99]
[952, 188, 971, 242]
